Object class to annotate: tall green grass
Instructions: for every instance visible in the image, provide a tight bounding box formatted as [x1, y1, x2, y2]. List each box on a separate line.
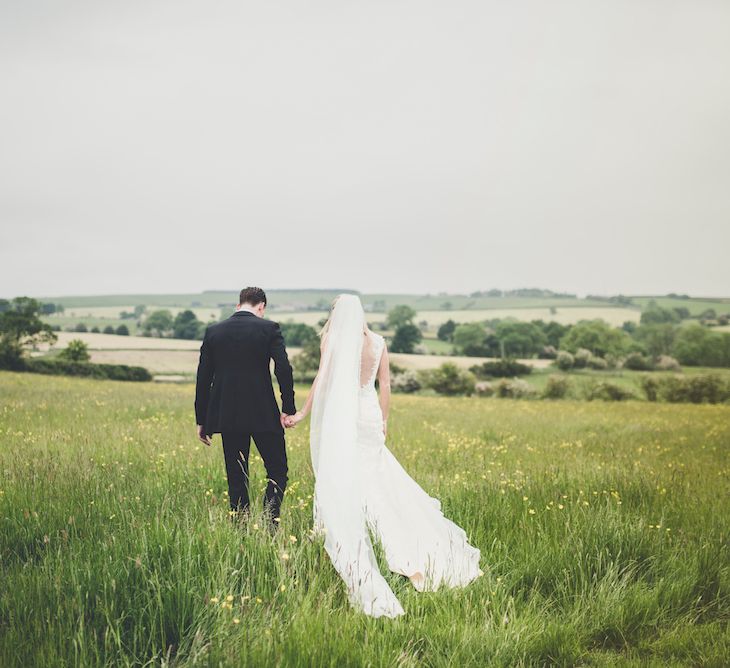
[0, 371, 728, 666]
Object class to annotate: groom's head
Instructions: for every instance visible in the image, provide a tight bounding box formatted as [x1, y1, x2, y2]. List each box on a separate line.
[238, 286, 267, 317]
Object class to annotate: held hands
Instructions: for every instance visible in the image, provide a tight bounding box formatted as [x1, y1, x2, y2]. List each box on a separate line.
[281, 411, 305, 429]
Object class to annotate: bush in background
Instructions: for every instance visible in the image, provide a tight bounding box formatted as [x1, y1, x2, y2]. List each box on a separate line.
[622, 352, 654, 371]
[474, 381, 494, 397]
[555, 350, 574, 371]
[469, 358, 532, 378]
[573, 348, 594, 369]
[542, 375, 571, 399]
[657, 373, 729, 404]
[640, 376, 660, 401]
[495, 378, 537, 399]
[58, 339, 90, 362]
[24, 358, 151, 381]
[421, 363, 475, 396]
[587, 356, 608, 370]
[391, 371, 422, 394]
[655, 355, 681, 371]
[583, 381, 635, 401]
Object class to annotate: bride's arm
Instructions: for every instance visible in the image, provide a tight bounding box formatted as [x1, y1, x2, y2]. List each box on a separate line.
[377, 341, 391, 437]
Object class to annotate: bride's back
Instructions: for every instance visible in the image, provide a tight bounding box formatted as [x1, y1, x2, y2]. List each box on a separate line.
[359, 329, 382, 388]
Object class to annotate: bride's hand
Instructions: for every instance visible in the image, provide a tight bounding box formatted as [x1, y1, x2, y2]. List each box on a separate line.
[288, 411, 305, 427]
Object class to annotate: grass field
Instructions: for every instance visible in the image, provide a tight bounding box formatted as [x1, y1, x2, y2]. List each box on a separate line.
[1, 372, 728, 666]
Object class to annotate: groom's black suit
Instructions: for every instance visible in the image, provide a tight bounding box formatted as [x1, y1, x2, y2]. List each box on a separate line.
[194, 310, 296, 521]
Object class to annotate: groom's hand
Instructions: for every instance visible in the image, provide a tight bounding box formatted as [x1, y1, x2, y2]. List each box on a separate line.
[280, 414, 292, 429]
[196, 425, 211, 446]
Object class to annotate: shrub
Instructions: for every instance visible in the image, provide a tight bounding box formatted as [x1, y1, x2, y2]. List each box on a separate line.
[655, 355, 681, 371]
[469, 358, 532, 378]
[74, 323, 88, 333]
[555, 351, 574, 371]
[622, 352, 654, 371]
[640, 376, 659, 401]
[495, 378, 537, 399]
[538, 345, 558, 359]
[58, 339, 90, 362]
[115, 325, 130, 336]
[587, 356, 608, 370]
[389, 360, 405, 376]
[422, 363, 475, 396]
[584, 381, 635, 401]
[391, 371, 422, 394]
[24, 358, 151, 381]
[474, 381, 494, 397]
[658, 373, 729, 404]
[103, 326, 115, 335]
[573, 348, 593, 369]
[542, 375, 571, 399]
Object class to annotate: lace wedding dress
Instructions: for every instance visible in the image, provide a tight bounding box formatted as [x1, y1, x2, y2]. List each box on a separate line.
[309, 295, 482, 618]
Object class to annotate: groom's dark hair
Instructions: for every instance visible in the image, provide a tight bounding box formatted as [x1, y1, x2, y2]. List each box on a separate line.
[239, 286, 267, 307]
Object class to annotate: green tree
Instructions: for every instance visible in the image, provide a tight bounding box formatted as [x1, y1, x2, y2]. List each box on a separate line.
[672, 323, 728, 367]
[292, 336, 321, 381]
[494, 321, 546, 357]
[640, 306, 680, 325]
[437, 319, 457, 342]
[559, 320, 629, 358]
[452, 323, 489, 357]
[115, 324, 130, 336]
[632, 323, 676, 357]
[59, 339, 90, 362]
[386, 305, 417, 330]
[173, 310, 201, 340]
[0, 297, 57, 369]
[103, 325, 115, 335]
[144, 309, 173, 337]
[280, 322, 318, 347]
[390, 324, 422, 353]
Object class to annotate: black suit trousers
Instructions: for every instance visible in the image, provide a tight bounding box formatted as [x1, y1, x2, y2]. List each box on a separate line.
[221, 430, 288, 521]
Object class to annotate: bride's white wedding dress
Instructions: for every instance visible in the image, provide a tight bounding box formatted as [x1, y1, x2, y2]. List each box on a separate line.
[309, 294, 482, 618]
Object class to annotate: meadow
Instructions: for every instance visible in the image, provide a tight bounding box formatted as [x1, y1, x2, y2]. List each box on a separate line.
[1, 371, 729, 666]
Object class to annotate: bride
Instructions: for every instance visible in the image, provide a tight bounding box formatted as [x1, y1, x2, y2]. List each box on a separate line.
[287, 294, 482, 618]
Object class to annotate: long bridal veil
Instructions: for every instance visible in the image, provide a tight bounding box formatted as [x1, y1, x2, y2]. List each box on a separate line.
[309, 294, 404, 617]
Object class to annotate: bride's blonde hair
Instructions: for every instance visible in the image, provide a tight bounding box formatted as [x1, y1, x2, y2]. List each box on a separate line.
[319, 294, 367, 339]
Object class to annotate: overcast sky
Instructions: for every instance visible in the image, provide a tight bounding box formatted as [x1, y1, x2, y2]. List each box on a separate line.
[1, 0, 729, 299]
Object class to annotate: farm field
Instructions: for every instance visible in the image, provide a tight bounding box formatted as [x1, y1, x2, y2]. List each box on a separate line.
[0, 372, 728, 666]
[275, 306, 642, 328]
[41, 291, 617, 311]
[33, 332, 554, 376]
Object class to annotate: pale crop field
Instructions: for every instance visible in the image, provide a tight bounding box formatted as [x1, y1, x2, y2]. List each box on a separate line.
[0, 372, 728, 666]
[52, 306, 222, 322]
[276, 306, 641, 329]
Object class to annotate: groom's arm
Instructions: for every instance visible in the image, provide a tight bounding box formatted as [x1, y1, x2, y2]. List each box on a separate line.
[270, 322, 296, 416]
[194, 328, 214, 431]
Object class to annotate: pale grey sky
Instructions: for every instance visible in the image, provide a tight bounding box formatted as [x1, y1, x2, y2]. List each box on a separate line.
[1, 0, 729, 299]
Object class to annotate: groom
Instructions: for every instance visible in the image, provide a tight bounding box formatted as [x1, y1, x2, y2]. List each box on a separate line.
[194, 287, 296, 528]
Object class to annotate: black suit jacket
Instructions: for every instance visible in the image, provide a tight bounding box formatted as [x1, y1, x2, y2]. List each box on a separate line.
[194, 311, 296, 435]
